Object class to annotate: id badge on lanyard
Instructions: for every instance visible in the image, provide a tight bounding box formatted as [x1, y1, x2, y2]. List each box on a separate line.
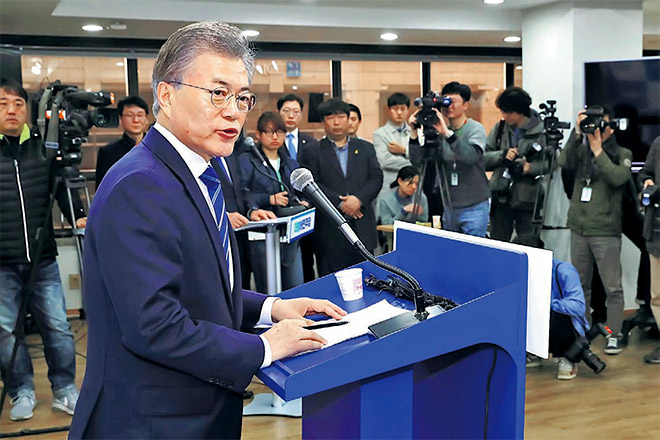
[451, 162, 458, 186]
[581, 179, 592, 202]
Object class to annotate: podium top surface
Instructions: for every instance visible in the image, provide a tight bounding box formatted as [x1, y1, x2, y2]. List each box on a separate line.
[258, 228, 532, 400]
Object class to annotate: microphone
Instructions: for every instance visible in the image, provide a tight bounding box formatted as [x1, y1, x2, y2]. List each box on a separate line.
[290, 168, 429, 320]
[244, 136, 267, 167]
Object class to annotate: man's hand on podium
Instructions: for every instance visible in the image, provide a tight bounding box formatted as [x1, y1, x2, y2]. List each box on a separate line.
[227, 212, 249, 229]
[249, 209, 277, 221]
[271, 297, 346, 322]
[263, 298, 348, 360]
[262, 319, 326, 361]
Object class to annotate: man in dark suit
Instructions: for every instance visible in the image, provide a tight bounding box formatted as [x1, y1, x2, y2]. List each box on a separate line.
[278, 94, 320, 281]
[213, 153, 275, 290]
[304, 98, 383, 276]
[95, 96, 150, 188]
[277, 94, 319, 164]
[70, 21, 345, 439]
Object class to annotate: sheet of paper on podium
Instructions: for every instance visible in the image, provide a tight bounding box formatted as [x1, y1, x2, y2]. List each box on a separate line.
[303, 300, 408, 353]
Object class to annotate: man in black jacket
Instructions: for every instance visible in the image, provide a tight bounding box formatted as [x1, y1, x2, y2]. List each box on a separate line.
[640, 136, 660, 363]
[95, 96, 150, 188]
[0, 78, 85, 421]
[304, 98, 383, 276]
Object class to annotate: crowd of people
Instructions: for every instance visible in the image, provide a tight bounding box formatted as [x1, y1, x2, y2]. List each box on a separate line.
[0, 20, 657, 433]
[88, 83, 656, 379]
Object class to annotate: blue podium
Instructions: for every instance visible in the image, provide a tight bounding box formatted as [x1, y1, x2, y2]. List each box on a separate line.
[259, 225, 530, 439]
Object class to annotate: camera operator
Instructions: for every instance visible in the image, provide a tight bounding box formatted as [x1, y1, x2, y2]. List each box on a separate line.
[514, 236, 591, 379]
[0, 78, 84, 421]
[485, 87, 547, 242]
[557, 105, 632, 355]
[408, 82, 490, 236]
[639, 135, 660, 364]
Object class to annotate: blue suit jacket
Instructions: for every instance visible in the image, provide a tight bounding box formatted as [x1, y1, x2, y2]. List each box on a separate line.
[70, 128, 267, 439]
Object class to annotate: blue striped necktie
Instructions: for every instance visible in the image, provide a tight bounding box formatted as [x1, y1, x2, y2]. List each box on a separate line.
[199, 164, 231, 271]
[286, 133, 297, 160]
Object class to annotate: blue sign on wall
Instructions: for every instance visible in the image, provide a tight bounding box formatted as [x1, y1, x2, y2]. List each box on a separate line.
[287, 61, 301, 78]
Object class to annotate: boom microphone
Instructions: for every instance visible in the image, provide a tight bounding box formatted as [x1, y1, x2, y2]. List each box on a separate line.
[290, 168, 429, 320]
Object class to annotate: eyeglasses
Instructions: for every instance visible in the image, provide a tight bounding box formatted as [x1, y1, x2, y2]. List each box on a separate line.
[122, 112, 147, 119]
[281, 108, 301, 116]
[261, 129, 286, 137]
[166, 81, 257, 113]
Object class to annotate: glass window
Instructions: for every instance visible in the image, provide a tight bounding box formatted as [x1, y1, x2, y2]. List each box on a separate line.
[245, 58, 331, 140]
[514, 64, 523, 88]
[138, 57, 156, 117]
[430, 61, 506, 133]
[341, 61, 422, 142]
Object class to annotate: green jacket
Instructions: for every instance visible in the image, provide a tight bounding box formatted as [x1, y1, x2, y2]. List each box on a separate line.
[484, 110, 548, 210]
[557, 130, 632, 236]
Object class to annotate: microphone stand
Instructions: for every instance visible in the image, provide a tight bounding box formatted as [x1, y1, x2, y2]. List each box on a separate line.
[352, 241, 429, 321]
[297, 173, 429, 321]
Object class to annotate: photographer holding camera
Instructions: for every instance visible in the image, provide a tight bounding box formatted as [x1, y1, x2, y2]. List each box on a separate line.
[639, 135, 660, 363]
[516, 236, 608, 379]
[485, 87, 547, 242]
[557, 105, 632, 355]
[409, 82, 490, 236]
[0, 79, 84, 421]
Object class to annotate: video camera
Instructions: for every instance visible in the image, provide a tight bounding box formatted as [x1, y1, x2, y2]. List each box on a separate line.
[539, 100, 571, 135]
[641, 185, 659, 208]
[501, 141, 544, 180]
[579, 107, 628, 134]
[413, 91, 451, 138]
[32, 80, 119, 174]
[563, 323, 611, 374]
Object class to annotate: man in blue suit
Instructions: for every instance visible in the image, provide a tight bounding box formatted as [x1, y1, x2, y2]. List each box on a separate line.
[70, 21, 345, 439]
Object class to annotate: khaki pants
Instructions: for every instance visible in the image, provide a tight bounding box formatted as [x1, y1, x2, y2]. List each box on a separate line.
[650, 254, 660, 331]
[570, 232, 624, 335]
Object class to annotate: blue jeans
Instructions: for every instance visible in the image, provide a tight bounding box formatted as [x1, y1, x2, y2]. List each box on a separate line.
[249, 240, 304, 293]
[443, 199, 490, 237]
[0, 258, 76, 397]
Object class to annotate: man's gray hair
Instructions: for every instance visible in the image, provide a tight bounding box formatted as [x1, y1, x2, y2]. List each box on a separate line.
[151, 21, 255, 115]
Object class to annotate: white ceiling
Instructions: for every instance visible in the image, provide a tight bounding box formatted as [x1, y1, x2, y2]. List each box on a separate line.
[1, 0, 658, 49]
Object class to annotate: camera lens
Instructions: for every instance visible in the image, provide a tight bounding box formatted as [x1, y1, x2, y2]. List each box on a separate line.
[582, 349, 606, 374]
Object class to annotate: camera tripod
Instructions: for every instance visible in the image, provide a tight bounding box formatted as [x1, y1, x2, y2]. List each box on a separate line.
[0, 169, 89, 436]
[529, 102, 571, 240]
[528, 132, 562, 240]
[410, 134, 454, 226]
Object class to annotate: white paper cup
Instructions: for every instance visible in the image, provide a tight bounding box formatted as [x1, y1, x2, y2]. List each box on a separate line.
[334, 268, 364, 301]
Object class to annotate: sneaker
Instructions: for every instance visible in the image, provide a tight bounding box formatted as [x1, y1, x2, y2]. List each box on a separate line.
[604, 336, 623, 355]
[557, 357, 578, 380]
[644, 346, 660, 364]
[526, 353, 542, 368]
[10, 389, 37, 421]
[52, 385, 79, 415]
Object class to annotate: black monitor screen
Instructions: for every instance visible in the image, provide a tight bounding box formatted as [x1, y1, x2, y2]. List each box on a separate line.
[585, 57, 660, 162]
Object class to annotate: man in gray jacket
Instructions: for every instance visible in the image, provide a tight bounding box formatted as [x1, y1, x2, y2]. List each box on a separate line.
[409, 81, 490, 236]
[373, 93, 413, 192]
[485, 87, 547, 242]
[557, 106, 633, 355]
